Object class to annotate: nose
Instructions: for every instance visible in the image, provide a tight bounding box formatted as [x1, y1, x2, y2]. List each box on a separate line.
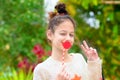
[66, 34, 71, 41]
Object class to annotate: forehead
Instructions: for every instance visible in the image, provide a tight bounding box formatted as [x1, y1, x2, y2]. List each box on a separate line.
[55, 20, 74, 31]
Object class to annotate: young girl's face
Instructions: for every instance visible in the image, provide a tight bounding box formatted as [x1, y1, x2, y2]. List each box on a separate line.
[49, 20, 75, 51]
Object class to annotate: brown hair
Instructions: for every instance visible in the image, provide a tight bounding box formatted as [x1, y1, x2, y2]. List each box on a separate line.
[48, 2, 76, 33]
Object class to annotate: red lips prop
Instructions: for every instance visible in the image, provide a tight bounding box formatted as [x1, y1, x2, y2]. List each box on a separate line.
[62, 41, 71, 66]
[62, 41, 72, 49]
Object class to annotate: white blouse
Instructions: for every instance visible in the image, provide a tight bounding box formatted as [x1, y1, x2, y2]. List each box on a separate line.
[33, 53, 102, 80]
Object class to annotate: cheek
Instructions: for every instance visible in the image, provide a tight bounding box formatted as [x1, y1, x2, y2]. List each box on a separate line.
[56, 36, 64, 45]
[53, 35, 62, 43]
[54, 36, 65, 47]
[71, 38, 74, 46]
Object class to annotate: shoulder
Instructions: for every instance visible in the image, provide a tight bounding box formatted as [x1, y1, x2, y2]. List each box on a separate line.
[71, 53, 87, 64]
[33, 57, 52, 73]
[33, 58, 52, 80]
[71, 53, 84, 59]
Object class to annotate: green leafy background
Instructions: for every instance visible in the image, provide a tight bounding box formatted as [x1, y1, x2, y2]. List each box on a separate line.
[0, 0, 120, 80]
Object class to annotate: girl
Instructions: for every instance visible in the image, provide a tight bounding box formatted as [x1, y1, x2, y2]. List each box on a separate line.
[33, 2, 102, 80]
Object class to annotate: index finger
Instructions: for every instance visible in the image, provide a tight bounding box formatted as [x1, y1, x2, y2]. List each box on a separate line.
[83, 40, 89, 50]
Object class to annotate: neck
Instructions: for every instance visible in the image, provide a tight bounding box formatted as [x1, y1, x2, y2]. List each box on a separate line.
[51, 48, 71, 62]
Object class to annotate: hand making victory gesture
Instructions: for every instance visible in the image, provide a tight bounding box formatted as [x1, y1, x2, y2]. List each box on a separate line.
[80, 40, 99, 61]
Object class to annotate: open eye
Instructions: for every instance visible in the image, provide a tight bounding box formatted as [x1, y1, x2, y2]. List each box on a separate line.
[70, 33, 74, 37]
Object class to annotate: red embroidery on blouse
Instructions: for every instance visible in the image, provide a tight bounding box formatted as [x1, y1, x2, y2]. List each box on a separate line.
[71, 74, 81, 80]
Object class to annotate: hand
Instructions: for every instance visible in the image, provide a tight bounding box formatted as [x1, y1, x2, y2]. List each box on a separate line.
[80, 40, 99, 61]
[56, 65, 71, 80]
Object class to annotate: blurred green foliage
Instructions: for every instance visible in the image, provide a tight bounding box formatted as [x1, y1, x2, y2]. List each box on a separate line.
[0, 0, 120, 80]
[0, 67, 33, 80]
[0, 0, 50, 70]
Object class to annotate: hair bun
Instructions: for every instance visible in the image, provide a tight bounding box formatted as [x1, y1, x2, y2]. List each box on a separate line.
[55, 2, 68, 15]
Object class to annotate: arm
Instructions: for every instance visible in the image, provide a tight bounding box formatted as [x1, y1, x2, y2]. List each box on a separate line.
[87, 58, 102, 80]
[80, 40, 102, 80]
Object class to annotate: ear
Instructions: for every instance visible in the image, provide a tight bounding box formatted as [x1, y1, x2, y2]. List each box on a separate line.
[46, 30, 53, 41]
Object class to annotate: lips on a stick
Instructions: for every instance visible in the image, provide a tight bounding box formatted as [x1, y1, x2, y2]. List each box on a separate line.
[62, 41, 71, 66]
[62, 41, 71, 49]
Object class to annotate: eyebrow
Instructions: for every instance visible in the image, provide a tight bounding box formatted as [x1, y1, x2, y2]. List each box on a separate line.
[59, 30, 74, 33]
